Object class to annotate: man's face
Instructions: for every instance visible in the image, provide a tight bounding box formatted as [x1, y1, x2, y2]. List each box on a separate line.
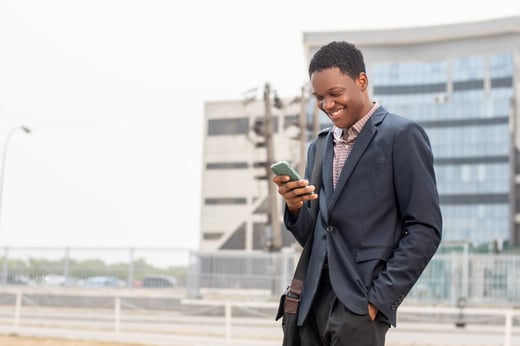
[310, 67, 369, 130]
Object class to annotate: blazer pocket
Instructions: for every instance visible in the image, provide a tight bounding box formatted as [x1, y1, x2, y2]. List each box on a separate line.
[355, 246, 395, 287]
[355, 246, 395, 263]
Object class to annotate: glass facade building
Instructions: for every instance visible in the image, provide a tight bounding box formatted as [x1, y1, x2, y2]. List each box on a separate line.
[304, 16, 520, 248]
[370, 55, 513, 245]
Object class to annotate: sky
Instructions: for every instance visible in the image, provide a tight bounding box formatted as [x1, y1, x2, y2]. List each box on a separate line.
[0, 0, 519, 250]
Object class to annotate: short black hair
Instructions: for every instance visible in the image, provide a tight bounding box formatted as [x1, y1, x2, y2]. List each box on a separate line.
[308, 41, 366, 80]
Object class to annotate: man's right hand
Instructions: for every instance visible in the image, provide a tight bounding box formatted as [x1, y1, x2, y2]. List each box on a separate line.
[272, 175, 318, 214]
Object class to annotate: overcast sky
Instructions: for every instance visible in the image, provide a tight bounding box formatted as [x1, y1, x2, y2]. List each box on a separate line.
[0, 0, 519, 250]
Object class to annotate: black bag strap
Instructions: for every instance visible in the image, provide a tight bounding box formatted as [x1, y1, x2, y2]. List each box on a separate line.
[291, 131, 327, 283]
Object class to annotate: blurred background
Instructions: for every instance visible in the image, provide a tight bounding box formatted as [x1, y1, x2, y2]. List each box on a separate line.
[1, 0, 520, 345]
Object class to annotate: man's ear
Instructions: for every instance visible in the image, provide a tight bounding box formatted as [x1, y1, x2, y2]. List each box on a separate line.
[356, 72, 369, 91]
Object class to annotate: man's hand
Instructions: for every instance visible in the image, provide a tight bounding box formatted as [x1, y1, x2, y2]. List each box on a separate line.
[272, 175, 318, 214]
[368, 303, 378, 321]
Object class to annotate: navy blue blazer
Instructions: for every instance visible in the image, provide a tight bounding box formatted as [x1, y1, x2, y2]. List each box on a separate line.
[284, 106, 442, 327]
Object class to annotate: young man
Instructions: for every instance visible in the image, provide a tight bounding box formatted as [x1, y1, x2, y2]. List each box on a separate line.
[272, 41, 442, 345]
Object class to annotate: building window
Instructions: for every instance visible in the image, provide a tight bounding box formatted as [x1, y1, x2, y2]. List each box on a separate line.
[490, 54, 513, 78]
[284, 114, 298, 128]
[208, 118, 249, 136]
[252, 116, 280, 135]
[452, 56, 485, 81]
[491, 77, 513, 88]
[206, 162, 248, 169]
[453, 79, 484, 91]
[203, 232, 224, 240]
[373, 83, 446, 95]
[205, 198, 247, 205]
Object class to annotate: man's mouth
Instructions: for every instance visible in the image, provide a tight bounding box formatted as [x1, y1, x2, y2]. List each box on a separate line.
[329, 108, 344, 119]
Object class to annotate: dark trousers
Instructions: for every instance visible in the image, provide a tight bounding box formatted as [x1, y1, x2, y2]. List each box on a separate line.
[299, 268, 389, 346]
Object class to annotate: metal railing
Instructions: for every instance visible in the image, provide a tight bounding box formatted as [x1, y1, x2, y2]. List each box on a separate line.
[0, 287, 518, 346]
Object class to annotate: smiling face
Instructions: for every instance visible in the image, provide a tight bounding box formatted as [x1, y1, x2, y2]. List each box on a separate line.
[311, 67, 372, 130]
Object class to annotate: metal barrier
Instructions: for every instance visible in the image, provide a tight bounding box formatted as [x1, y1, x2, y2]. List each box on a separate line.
[0, 287, 519, 345]
[397, 305, 520, 346]
[0, 287, 280, 345]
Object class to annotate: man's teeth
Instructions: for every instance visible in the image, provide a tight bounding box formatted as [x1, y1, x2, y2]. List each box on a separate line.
[331, 109, 343, 116]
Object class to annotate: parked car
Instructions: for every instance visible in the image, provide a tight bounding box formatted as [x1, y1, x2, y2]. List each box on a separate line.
[41, 274, 67, 286]
[141, 275, 177, 288]
[0, 274, 35, 286]
[84, 276, 126, 288]
[41, 274, 84, 287]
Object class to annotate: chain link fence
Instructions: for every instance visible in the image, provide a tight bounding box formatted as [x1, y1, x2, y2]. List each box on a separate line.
[1, 246, 520, 307]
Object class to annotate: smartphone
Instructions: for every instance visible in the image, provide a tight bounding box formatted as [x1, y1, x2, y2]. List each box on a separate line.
[270, 161, 302, 181]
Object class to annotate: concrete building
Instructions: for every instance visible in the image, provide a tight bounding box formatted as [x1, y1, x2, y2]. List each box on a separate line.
[200, 88, 310, 251]
[201, 16, 520, 251]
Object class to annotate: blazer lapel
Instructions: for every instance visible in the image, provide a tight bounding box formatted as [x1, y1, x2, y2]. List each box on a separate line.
[327, 107, 387, 213]
[321, 132, 335, 200]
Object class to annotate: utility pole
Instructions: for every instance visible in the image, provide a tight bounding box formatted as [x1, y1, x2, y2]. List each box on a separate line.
[312, 103, 321, 138]
[510, 95, 519, 246]
[297, 85, 308, 176]
[263, 83, 282, 252]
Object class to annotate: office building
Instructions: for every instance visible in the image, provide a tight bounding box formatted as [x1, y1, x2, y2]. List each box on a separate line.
[303, 16, 520, 247]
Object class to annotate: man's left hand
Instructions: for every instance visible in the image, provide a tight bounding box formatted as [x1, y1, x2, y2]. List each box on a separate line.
[368, 303, 378, 321]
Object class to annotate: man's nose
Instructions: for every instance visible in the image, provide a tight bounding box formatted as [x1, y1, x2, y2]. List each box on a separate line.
[322, 98, 334, 111]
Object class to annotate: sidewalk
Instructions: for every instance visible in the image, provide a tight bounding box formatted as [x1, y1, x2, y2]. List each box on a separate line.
[1, 323, 517, 346]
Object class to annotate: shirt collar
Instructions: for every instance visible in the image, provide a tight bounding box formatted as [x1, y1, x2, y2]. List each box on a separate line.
[333, 102, 379, 141]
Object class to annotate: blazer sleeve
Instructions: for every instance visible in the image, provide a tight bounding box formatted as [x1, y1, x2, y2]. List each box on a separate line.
[368, 121, 442, 323]
[282, 139, 319, 246]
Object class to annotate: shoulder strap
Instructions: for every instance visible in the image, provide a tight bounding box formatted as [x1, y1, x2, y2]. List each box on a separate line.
[292, 132, 327, 282]
[309, 131, 327, 223]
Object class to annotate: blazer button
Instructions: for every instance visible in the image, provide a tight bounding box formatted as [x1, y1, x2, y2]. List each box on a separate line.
[326, 226, 334, 233]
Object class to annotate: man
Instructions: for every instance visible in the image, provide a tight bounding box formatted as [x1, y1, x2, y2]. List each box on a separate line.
[272, 41, 442, 345]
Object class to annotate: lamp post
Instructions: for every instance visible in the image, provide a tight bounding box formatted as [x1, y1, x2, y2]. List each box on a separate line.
[0, 126, 31, 230]
[297, 85, 308, 177]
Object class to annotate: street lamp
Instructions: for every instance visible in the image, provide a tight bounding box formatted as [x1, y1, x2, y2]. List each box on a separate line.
[0, 126, 32, 230]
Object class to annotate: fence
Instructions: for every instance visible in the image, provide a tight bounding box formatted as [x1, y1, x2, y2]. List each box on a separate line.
[0, 288, 518, 346]
[0, 246, 191, 288]
[190, 248, 520, 307]
[1, 246, 520, 306]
